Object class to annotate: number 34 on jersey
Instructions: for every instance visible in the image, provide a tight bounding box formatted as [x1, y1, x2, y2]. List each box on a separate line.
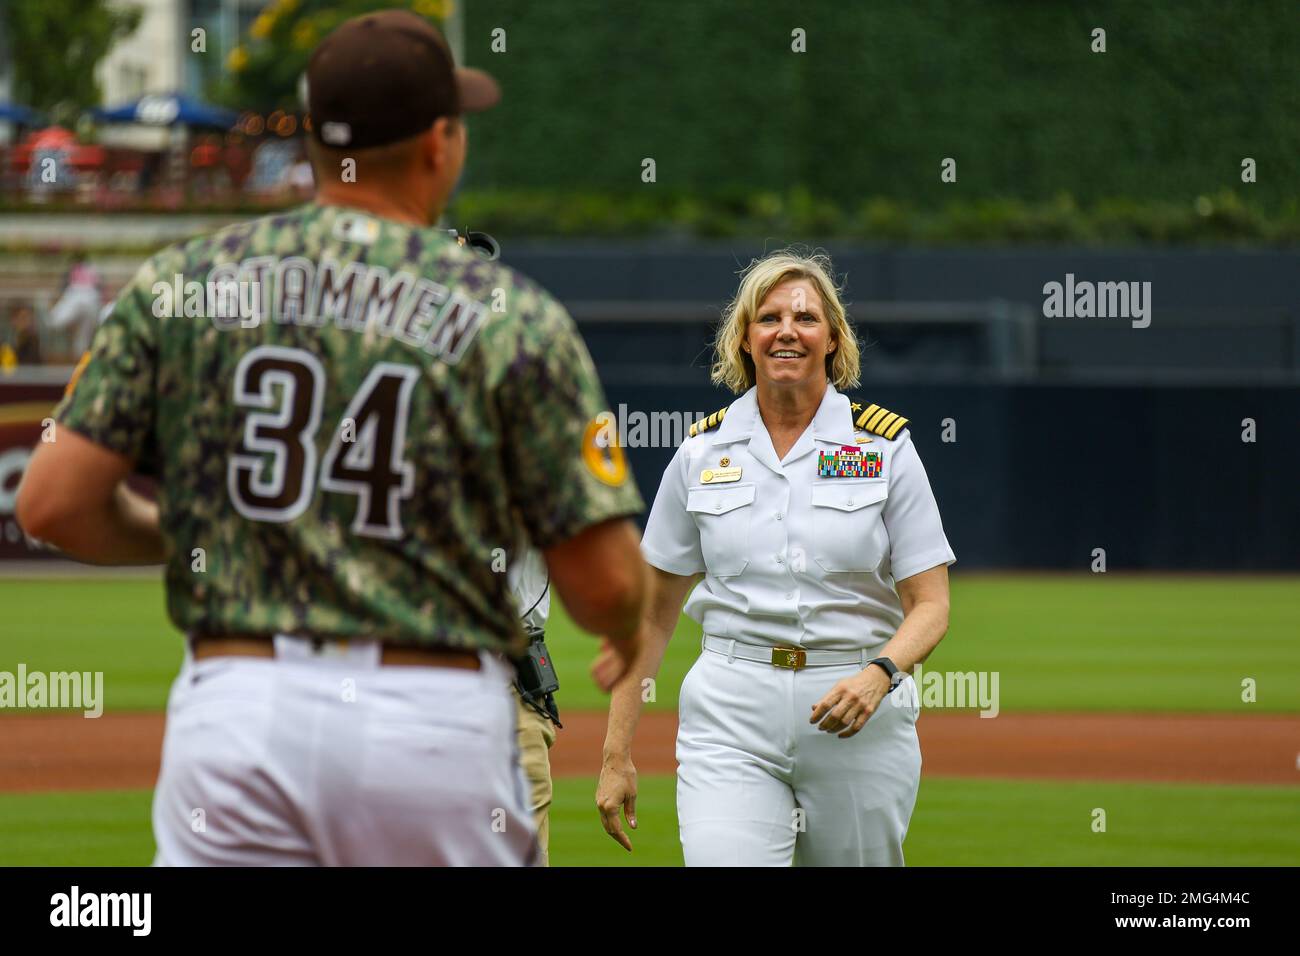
[228, 344, 418, 540]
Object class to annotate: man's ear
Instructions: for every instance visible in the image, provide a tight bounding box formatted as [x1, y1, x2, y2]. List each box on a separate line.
[426, 116, 462, 170]
[415, 123, 441, 170]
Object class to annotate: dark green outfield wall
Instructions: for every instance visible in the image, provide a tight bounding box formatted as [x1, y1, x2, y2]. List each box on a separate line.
[461, 0, 1298, 208]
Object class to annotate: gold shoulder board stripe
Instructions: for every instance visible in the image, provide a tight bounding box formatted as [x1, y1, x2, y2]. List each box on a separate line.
[853, 401, 909, 440]
[688, 405, 729, 438]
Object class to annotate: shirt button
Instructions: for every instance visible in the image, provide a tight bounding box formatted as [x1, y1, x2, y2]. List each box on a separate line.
[846, 499, 855, 507]
[784, 592, 793, 600]
[775, 512, 784, 520]
[775, 555, 784, 564]
[714, 502, 722, 511]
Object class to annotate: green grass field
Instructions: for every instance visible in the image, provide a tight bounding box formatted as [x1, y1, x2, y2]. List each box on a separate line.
[2, 574, 1298, 713]
[2, 572, 1297, 867]
[2, 775, 1296, 867]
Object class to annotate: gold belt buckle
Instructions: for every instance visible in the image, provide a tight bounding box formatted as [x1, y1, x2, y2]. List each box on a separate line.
[772, 647, 807, 670]
[312, 637, 350, 658]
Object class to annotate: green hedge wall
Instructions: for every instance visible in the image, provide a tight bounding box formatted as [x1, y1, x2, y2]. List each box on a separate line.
[461, 0, 1298, 209]
[4, 190, 1295, 248]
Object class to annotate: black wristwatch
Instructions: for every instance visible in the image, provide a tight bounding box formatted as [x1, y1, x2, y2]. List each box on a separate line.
[865, 656, 900, 692]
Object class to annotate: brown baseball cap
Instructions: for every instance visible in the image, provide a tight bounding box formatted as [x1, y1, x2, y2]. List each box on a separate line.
[306, 9, 499, 150]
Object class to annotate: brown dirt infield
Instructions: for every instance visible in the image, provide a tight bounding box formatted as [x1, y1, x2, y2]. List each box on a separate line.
[1, 710, 1296, 793]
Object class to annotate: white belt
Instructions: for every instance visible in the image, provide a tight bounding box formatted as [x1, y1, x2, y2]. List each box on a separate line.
[702, 635, 872, 670]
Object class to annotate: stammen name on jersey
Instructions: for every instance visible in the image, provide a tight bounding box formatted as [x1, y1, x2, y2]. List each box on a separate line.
[149, 255, 490, 364]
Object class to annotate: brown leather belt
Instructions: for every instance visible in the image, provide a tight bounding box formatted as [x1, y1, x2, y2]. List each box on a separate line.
[190, 634, 481, 670]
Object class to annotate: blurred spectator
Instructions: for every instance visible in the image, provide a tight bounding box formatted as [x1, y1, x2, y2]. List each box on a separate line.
[224, 135, 254, 192]
[288, 154, 314, 199]
[191, 136, 220, 169]
[6, 304, 43, 365]
[46, 255, 104, 355]
[246, 139, 297, 197]
[20, 129, 69, 196]
[139, 152, 164, 191]
[190, 134, 231, 198]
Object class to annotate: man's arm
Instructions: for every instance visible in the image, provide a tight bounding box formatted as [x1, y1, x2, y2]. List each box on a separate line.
[495, 287, 648, 676]
[16, 428, 165, 565]
[600, 566, 699, 753]
[544, 516, 648, 650]
[26, 251, 166, 566]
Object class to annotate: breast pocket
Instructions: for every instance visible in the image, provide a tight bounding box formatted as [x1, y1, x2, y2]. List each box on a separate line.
[686, 483, 756, 577]
[810, 479, 889, 573]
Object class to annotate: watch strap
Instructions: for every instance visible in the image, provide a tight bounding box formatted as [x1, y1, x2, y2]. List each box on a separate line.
[866, 656, 901, 692]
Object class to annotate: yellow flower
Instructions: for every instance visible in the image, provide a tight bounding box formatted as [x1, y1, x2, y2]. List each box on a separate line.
[292, 20, 318, 51]
[412, 0, 453, 20]
[227, 45, 249, 72]
[249, 13, 274, 40]
[252, 0, 302, 42]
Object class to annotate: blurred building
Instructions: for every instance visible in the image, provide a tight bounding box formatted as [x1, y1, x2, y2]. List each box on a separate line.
[97, 0, 269, 149]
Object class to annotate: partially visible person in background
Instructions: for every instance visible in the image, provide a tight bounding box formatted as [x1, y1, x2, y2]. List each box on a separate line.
[508, 541, 560, 866]
[288, 149, 315, 199]
[6, 303, 44, 366]
[46, 254, 104, 356]
[246, 138, 298, 198]
[189, 135, 223, 198]
[224, 134, 254, 193]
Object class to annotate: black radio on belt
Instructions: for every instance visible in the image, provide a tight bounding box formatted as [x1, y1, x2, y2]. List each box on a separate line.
[513, 624, 562, 728]
[515, 625, 559, 697]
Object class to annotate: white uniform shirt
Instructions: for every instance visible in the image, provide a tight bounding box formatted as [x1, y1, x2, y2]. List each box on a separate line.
[641, 383, 955, 651]
[508, 546, 550, 633]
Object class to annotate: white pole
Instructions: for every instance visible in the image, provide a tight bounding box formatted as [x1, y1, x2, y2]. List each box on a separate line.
[445, 0, 465, 65]
[438, 0, 468, 231]
[0, 14, 13, 146]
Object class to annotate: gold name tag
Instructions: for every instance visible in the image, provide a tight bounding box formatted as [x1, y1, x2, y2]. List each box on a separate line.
[700, 467, 743, 484]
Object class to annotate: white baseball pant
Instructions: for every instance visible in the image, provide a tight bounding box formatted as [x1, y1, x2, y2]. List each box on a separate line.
[152, 636, 536, 866]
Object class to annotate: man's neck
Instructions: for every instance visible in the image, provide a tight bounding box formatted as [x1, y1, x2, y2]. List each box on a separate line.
[314, 186, 438, 227]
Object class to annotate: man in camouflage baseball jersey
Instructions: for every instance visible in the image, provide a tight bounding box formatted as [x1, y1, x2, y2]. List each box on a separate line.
[17, 9, 647, 866]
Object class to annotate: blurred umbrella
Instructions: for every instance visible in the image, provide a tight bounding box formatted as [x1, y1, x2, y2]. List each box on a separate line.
[92, 93, 238, 130]
[0, 103, 47, 125]
[21, 127, 76, 149]
[10, 127, 105, 169]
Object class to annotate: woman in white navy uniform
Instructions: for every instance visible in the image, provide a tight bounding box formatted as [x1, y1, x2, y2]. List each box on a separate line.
[595, 249, 955, 866]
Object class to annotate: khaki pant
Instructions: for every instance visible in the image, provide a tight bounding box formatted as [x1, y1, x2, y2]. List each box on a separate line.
[513, 688, 557, 866]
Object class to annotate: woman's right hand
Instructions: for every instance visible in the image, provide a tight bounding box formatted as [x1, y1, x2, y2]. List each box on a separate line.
[596, 755, 639, 852]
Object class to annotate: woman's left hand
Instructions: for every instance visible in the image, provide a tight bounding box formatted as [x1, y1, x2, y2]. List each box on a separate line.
[809, 664, 894, 738]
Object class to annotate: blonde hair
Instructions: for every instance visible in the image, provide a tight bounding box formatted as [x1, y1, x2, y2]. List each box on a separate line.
[710, 247, 860, 394]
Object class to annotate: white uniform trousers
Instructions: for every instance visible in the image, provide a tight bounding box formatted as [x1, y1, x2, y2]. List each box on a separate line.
[676, 644, 922, 867]
[152, 638, 536, 866]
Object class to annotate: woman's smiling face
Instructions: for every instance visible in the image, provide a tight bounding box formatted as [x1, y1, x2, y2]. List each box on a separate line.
[745, 277, 836, 388]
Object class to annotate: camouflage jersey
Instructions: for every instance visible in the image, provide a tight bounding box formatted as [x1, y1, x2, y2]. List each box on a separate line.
[54, 203, 643, 655]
